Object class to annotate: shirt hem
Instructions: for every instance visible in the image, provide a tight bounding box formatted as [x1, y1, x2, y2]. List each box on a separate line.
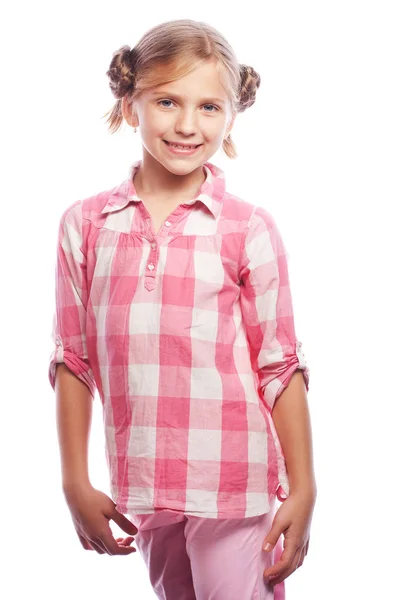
[115, 499, 276, 520]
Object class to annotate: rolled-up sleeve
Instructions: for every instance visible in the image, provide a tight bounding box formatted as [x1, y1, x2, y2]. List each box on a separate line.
[239, 206, 310, 411]
[48, 201, 96, 398]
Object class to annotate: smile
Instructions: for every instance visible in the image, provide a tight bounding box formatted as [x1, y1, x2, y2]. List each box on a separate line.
[163, 140, 202, 155]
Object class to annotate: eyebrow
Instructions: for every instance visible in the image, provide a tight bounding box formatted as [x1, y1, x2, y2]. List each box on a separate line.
[151, 91, 226, 104]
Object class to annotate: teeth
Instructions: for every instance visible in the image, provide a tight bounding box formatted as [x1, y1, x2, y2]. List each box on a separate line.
[169, 143, 196, 149]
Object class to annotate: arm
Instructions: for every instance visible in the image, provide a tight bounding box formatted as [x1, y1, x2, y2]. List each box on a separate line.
[239, 206, 312, 498]
[55, 363, 139, 554]
[271, 370, 316, 495]
[49, 202, 97, 493]
[49, 212, 138, 551]
[55, 363, 93, 493]
[48, 201, 96, 397]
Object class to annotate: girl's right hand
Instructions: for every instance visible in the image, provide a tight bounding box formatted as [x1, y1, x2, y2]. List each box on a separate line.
[63, 482, 139, 555]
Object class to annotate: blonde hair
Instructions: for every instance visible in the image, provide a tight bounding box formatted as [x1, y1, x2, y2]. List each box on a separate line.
[102, 19, 261, 159]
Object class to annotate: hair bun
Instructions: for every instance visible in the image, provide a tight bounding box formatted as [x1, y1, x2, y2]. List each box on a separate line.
[106, 44, 137, 99]
[238, 64, 261, 112]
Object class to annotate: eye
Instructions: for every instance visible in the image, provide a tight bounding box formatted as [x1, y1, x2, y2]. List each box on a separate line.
[203, 104, 219, 112]
[158, 99, 174, 108]
[157, 100, 219, 112]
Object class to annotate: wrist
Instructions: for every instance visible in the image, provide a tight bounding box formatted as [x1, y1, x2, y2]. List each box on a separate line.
[289, 476, 317, 498]
[62, 478, 92, 494]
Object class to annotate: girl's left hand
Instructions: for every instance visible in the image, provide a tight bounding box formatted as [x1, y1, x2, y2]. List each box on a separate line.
[262, 489, 316, 586]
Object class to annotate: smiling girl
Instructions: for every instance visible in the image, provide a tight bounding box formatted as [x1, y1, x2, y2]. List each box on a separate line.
[49, 18, 316, 600]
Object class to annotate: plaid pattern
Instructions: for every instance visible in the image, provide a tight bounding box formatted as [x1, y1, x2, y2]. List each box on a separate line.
[48, 159, 310, 519]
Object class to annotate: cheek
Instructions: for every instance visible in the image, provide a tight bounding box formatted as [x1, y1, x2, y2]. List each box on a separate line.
[208, 123, 228, 142]
[209, 115, 229, 135]
[142, 109, 169, 134]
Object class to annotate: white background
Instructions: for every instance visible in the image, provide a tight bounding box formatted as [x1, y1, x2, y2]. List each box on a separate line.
[1, 1, 399, 598]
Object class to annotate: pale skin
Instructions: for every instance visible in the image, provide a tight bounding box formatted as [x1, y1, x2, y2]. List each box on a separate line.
[120, 59, 236, 234]
[57, 59, 317, 586]
[56, 363, 138, 555]
[262, 371, 317, 588]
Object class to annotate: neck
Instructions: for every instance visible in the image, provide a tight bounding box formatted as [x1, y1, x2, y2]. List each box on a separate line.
[133, 150, 206, 202]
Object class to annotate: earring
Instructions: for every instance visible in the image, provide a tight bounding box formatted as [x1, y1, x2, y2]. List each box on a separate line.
[134, 127, 137, 133]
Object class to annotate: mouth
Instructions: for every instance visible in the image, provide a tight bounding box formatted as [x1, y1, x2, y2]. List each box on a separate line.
[163, 140, 202, 149]
[163, 140, 203, 155]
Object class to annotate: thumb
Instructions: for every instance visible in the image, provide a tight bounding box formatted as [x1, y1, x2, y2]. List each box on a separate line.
[263, 525, 282, 552]
[111, 505, 139, 535]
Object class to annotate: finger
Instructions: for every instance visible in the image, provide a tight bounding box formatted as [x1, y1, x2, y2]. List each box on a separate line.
[297, 547, 305, 568]
[264, 537, 298, 579]
[78, 534, 93, 551]
[305, 538, 310, 555]
[300, 537, 310, 565]
[266, 546, 302, 586]
[118, 536, 136, 547]
[111, 511, 139, 536]
[87, 538, 107, 554]
[107, 533, 134, 554]
[99, 530, 137, 555]
[262, 516, 287, 553]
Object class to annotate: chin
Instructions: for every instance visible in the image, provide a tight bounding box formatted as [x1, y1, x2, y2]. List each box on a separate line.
[161, 153, 205, 171]
[163, 162, 202, 176]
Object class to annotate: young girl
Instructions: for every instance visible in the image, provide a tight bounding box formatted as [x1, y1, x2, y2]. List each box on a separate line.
[49, 18, 316, 600]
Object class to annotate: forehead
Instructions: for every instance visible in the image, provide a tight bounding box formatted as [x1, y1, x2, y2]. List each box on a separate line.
[148, 62, 229, 102]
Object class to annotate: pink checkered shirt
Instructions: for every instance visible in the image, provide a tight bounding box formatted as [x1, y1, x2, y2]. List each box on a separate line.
[48, 159, 310, 519]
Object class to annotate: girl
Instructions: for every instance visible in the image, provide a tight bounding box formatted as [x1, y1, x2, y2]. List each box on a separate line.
[49, 18, 316, 600]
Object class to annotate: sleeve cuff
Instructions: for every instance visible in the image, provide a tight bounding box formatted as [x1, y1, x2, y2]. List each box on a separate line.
[276, 483, 289, 502]
[262, 341, 310, 411]
[48, 337, 96, 398]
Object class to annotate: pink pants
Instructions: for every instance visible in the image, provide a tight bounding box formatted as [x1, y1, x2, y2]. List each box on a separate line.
[128, 495, 285, 600]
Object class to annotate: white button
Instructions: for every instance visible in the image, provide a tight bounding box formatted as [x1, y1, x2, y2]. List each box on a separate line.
[151, 242, 156, 248]
[55, 337, 62, 346]
[148, 263, 154, 270]
[165, 221, 171, 227]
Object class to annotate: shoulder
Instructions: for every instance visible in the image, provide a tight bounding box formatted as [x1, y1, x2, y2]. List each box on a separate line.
[222, 188, 280, 234]
[58, 183, 121, 227]
[224, 194, 287, 261]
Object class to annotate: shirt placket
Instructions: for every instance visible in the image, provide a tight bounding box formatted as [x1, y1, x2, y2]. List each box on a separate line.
[142, 205, 187, 292]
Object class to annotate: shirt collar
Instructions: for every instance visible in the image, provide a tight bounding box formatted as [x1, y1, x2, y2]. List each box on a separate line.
[100, 159, 226, 219]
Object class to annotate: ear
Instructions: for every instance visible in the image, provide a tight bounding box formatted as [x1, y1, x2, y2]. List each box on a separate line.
[121, 96, 138, 128]
[225, 112, 237, 139]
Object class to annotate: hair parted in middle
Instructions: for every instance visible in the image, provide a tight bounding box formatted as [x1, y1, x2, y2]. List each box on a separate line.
[103, 19, 261, 159]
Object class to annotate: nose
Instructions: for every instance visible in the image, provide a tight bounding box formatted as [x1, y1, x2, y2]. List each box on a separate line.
[174, 108, 198, 136]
